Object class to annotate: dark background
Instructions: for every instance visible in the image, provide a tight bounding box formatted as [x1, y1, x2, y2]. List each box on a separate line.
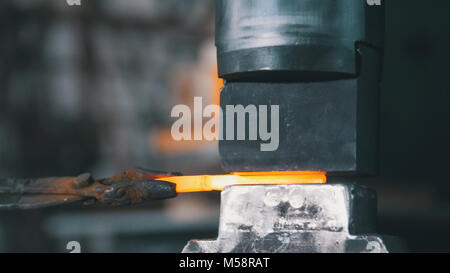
[0, 0, 449, 252]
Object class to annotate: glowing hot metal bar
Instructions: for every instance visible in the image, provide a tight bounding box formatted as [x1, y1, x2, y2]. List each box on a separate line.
[156, 171, 326, 193]
[0, 169, 326, 209]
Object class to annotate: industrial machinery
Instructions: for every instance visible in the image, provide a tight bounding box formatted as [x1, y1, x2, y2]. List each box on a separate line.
[185, 0, 403, 253]
[0, 0, 404, 253]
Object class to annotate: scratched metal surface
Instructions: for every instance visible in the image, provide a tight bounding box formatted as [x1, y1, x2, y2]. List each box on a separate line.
[183, 184, 405, 253]
[216, 0, 384, 79]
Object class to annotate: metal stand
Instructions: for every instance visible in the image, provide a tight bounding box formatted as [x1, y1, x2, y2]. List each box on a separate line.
[183, 184, 404, 253]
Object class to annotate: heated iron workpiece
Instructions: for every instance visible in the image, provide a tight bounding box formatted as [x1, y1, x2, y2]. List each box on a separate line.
[183, 184, 404, 253]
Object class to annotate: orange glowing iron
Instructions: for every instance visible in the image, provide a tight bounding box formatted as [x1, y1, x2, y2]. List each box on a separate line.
[156, 171, 326, 193]
[0, 169, 326, 209]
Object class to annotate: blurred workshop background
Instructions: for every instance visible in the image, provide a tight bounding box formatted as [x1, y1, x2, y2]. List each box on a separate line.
[0, 0, 449, 252]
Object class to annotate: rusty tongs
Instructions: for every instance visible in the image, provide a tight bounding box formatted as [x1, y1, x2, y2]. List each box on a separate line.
[0, 168, 180, 209]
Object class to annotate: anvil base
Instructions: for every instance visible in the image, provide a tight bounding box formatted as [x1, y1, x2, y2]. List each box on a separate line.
[182, 184, 404, 253]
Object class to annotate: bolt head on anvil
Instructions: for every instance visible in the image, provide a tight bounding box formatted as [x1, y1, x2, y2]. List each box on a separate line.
[183, 184, 404, 253]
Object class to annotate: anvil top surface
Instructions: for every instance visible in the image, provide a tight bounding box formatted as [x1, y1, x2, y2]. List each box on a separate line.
[219, 184, 377, 236]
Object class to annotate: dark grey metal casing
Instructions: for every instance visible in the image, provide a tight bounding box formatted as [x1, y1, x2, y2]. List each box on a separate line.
[216, 0, 384, 81]
[217, 0, 384, 174]
[219, 45, 381, 174]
